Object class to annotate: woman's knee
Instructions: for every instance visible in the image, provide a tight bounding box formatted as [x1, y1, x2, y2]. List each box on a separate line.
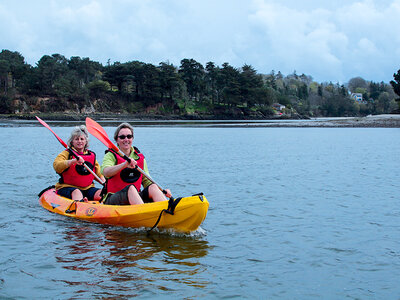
[71, 189, 83, 200]
[94, 189, 102, 200]
[148, 184, 159, 194]
[128, 185, 140, 195]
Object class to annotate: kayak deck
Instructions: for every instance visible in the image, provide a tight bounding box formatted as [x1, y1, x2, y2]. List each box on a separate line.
[39, 188, 209, 233]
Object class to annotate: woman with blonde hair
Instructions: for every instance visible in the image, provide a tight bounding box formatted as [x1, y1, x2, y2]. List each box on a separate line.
[53, 125, 104, 201]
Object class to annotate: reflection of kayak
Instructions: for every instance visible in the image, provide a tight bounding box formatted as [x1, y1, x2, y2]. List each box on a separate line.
[38, 187, 209, 233]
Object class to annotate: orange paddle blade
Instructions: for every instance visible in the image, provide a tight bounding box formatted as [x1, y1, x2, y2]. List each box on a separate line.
[85, 117, 119, 152]
[36, 116, 68, 148]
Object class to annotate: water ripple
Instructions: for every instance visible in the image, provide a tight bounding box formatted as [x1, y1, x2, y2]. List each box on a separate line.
[1, 125, 400, 299]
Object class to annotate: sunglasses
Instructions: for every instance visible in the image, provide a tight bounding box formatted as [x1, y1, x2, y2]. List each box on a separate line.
[118, 134, 133, 140]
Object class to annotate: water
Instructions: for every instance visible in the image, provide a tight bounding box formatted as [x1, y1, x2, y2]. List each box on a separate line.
[0, 120, 399, 299]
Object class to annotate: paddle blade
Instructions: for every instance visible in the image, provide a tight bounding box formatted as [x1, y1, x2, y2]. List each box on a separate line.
[85, 117, 119, 152]
[85, 117, 108, 136]
[36, 116, 68, 148]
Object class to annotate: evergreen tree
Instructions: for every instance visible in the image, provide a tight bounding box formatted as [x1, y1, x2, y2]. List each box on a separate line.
[390, 69, 400, 100]
[179, 58, 205, 100]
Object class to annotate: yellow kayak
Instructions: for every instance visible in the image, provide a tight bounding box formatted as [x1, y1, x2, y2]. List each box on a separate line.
[38, 187, 209, 233]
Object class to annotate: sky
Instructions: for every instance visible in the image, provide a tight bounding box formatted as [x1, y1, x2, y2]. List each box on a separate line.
[1, 0, 400, 84]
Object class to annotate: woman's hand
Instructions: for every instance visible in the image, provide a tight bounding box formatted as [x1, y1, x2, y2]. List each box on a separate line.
[125, 159, 137, 169]
[164, 189, 172, 198]
[69, 156, 84, 166]
[76, 156, 85, 165]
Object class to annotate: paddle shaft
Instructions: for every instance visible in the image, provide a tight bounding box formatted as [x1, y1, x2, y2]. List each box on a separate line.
[36, 116, 105, 185]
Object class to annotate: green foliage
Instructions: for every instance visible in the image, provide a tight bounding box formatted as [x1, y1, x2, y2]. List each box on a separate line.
[87, 80, 111, 98]
[354, 87, 367, 94]
[36, 54, 69, 95]
[277, 94, 291, 106]
[219, 63, 241, 107]
[68, 56, 103, 85]
[390, 69, 400, 100]
[127, 101, 144, 114]
[0, 50, 30, 94]
[158, 62, 181, 101]
[258, 105, 275, 116]
[0, 48, 398, 117]
[53, 76, 75, 98]
[0, 95, 12, 113]
[348, 77, 368, 92]
[179, 58, 205, 99]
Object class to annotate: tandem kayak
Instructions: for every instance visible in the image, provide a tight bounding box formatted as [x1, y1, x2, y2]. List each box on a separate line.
[38, 187, 209, 233]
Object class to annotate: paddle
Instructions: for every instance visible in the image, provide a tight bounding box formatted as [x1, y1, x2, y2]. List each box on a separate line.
[36, 116, 105, 185]
[85, 117, 168, 195]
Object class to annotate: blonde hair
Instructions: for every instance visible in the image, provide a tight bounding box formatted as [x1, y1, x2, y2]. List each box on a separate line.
[68, 125, 89, 150]
[114, 122, 134, 141]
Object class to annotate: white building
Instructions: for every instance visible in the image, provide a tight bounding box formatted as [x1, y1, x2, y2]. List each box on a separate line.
[272, 103, 286, 111]
[351, 93, 363, 103]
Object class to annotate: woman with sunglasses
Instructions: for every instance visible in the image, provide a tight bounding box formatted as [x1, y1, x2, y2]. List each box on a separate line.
[101, 122, 171, 205]
[53, 125, 104, 201]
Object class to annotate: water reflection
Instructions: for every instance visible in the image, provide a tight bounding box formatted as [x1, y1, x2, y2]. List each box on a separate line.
[55, 225, 106, 272]
[104, 229, 209, 261]
[54, 224, 210, 297]
[102, 229, 210, 285]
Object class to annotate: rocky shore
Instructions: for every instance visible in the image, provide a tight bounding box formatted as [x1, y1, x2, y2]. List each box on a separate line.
[250, 114, 400, 128]
[1, 113, 400, 127]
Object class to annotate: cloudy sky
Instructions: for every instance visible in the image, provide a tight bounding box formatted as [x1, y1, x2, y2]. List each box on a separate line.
[1, 0, 399, 83]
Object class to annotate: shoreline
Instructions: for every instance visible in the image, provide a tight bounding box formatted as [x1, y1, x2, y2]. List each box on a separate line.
[242, 114, 400, 128]
[1, 114, 400, 128]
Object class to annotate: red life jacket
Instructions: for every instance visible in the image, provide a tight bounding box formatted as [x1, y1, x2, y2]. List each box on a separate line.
[105, 147, 145, 194]
[60, 150, 96, 188]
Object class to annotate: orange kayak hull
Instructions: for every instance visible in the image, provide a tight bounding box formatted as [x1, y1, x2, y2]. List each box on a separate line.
[39, 188, 209, 233]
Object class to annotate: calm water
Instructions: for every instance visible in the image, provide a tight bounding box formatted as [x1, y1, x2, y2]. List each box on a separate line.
[0, 120, 399, 299]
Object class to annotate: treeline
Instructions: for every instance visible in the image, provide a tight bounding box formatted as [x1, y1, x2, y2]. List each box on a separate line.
[0, 49, 399, 118]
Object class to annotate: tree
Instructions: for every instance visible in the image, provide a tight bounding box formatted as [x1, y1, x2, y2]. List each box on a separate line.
[0, 59, 10, 93]
[103, 62, 129, 92]
[390, 69, 400, 100]
[0, 95, 12, 113]
[299, 73, 313, 85]
[141, 63, 161, 105]
[87, 80, 111, 98]
[297, 83, 309, 100]
[376, 92, 397, 113]
[205, 61, 219, 103]
[0, 50, 29, 93]
[239, 64, 264, 107]
[264, 71, 277, 90]
[315, 84, 323, 97]
[158, 62, 181, 102]
[348, 76, 367, 92]
[125, 61, 146, 97]
[179, 58, 205, 100]
[36, 54, 69, 95]
[68, 56, 103, 87]
[219, 63, 241, 107]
